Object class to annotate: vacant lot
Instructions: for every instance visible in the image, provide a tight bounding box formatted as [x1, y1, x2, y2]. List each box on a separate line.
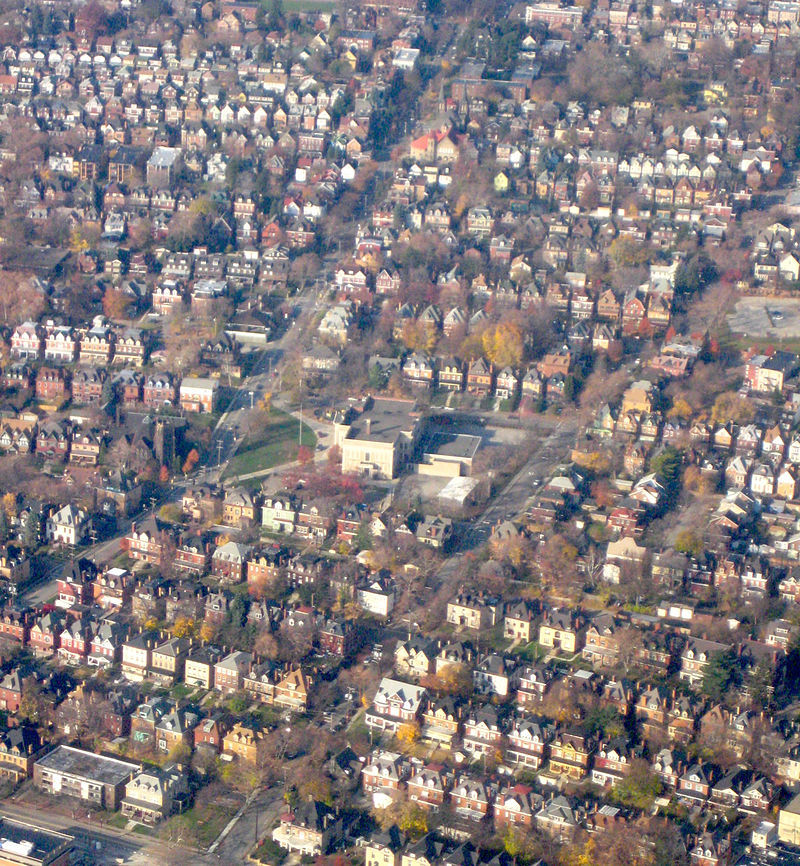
[728, 296, 800, 340]
[223, 407, 317, 478]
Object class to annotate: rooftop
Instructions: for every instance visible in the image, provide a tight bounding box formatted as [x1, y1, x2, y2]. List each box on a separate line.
[0, 816, 73, 863]
[346, 398, 418, 444]
[35, 745, 139, 786]
[422, 432, 482, 461]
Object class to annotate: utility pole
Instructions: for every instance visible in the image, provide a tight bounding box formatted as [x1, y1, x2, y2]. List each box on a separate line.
[216, 440, 224, 466]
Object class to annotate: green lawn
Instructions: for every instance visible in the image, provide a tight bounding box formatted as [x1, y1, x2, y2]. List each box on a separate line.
[223, 408, 317, 479]
[160, 801, 239, 850]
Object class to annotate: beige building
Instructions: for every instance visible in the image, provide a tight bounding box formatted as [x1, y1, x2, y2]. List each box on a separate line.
[779, 792, 800, 844]
[335, 398, 421, 480]
[120, 766, 188, 825]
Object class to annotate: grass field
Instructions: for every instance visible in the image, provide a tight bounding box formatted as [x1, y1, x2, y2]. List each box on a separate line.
[223, 407, 316, 479]
[160, 799, 240, 849]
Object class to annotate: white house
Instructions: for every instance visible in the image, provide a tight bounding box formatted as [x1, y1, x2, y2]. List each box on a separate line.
[356, 575, 396, 617]
[46, 504, 87, 546]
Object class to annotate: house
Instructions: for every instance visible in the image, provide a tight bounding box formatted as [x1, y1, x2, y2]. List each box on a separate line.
[446, 593, 498, 630]
[678, 763, 718, 805]
[462, 705, 503, 756]
[535, 795, 580, 840]
[319, 618, 357, 657]
[450, 776, 490, 821]
[211, 541, 251, 584]
[0, 725, 43, 782]
[155, 707, 198, 754]
[778, 792, 800, 844]
[680, 638, 731, 686]
[362, 750, 408, 794]
[150, 638, 188, 685]
[473, 654, 516, 697]
[222, 722, 264, 764]
[408, 765, 448, 810]
[179, 377, 218, 413]
[416, 516, 453, 549]
[466, 358, 493, 395]
[223, 488, 257, 528]
[185, 647, 222, 691]
[395, 637, 438, 677]
[421, 697, 462, 746]
[125, 520, 164, 565]
[272, 800, 341, 857]
[582, 613, 621, 666]
[494, 784, 539, 830]
[591, 739, 637, 787]
[507, 717, 552, 770]
[10, 322, 43, 359]
[547, 730, 594, 780]
[539, 609, 584, 653]
[194, 716, 226, 754]
[45, 504, 87, 547]
[35, 367, 68, 402]
[274, 667, 311, 712]
[516, 665, 554, 706]
[366, 678, 427, 733]
[120, 765, 189, 825]
[214, 651, 253, 694]
[504, 601, 537, 642]
[356, 574, 396, 617]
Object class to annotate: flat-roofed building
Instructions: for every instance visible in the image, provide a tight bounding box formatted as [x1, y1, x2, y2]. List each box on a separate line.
[417, 432, 481, 478]
[0, 816, 73, 866]
[33, 745, 139, 810]
[334, 398, 421, 480]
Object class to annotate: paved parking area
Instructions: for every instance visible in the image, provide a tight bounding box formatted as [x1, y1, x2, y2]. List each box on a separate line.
[728, 297, 800, 338]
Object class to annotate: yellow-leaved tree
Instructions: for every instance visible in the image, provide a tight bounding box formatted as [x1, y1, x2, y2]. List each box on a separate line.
[482, 322, 523, 368]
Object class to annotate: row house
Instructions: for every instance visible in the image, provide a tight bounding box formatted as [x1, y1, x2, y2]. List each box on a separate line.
[547, 730, 594, 781]
[366, 677, 427, 734]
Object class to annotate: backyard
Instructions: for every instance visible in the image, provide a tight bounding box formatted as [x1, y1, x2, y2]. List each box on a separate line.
[223, 407, 317, 479]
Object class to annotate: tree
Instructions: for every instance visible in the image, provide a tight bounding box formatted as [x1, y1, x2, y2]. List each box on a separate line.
[613, 758, 662, 810]
[297, 445, 314, 466]
[668, 397, 693, 421]
[182, 449, 200, 475]
[22, 511, 39, 551]
[354, 521, 374, 551]
[711, 391, 754, 425]
[0, 270, 46, 325]
[396, 721, 420, 751]
[674, 253, 718, 298]
[702, 648, 740, 703]
[396, 802, 427, 839]
[482, 321, 523, 368]
[1, 493, 16, 522]
[436, 663, 473, 698]
[746, 657, 776, 711]
[674, 529, 702, 557]
[650, 447, 682, 490]
[172, 617, 196, 638]
[102, 288, 130, 320]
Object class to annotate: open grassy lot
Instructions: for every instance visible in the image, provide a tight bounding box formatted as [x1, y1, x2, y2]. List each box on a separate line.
[223, 407, 316, 478]
[160, 790, 242, 850]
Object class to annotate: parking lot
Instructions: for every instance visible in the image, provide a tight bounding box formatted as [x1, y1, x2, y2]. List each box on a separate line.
[728, 297, 800, 339]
